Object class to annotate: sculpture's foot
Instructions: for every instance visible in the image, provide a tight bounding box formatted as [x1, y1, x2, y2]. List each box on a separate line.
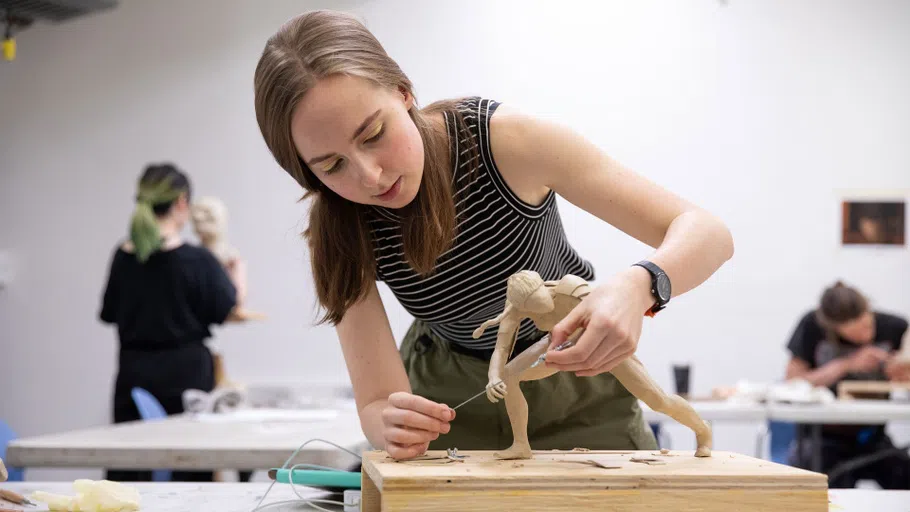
[695, 420, 713, 457]
[493, 443, 533, 460]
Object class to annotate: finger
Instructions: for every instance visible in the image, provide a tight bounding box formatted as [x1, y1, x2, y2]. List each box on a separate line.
[547, 317, 612, 368]
[546, 323, 602, 367]
[548, 305, 587, 348]
[383, 408, 451, 434]
[577, 345, 636, 377]
[386, 442, 429, 460]
[388, 392, 455, 422]
[386, 427, 439, 445]
[571, 335, 625, 374]
[553, 327, 625, 372]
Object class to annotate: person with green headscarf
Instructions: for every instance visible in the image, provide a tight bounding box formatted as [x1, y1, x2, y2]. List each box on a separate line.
[98, 163, 244, 483]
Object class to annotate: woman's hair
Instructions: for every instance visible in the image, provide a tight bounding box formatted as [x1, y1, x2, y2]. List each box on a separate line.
[254, 10, 476, 325]
[814, 281, 869, 342]
[130, 163, 191, 263]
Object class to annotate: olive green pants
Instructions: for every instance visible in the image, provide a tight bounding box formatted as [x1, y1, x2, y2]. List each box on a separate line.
[400, 321, 657, 452]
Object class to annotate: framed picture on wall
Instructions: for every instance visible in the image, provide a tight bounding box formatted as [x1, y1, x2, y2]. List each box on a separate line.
[841, 200, 905, 245]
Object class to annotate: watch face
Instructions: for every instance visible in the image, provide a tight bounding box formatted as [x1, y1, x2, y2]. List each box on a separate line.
[656, 274, 671, 301]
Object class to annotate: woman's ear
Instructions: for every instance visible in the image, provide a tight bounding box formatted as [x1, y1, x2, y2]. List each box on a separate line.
[399, 85, 414, 110]
[175, 192, 190, 212]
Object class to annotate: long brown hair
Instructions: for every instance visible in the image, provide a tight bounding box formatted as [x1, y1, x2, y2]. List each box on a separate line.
[254, 10, 475, 324]
[814, 280, 869, 343]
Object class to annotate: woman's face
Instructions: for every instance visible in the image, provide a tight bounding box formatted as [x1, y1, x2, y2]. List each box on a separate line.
[835, 311, 876, 344]
[290, 74, 425, 208]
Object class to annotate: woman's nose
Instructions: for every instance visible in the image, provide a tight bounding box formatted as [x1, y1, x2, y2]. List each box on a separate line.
[358, 159, 382, 188]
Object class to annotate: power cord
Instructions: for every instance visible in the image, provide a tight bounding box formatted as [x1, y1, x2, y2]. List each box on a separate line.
[251, 438, 363, 512]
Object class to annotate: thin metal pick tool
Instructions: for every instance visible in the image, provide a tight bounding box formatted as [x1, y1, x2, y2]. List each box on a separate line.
[450, 338, 577, 411]
[451, 382, 500, 411]
[529, 339, 576, 368]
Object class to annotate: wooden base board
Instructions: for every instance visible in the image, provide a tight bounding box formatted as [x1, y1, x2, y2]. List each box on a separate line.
[838, 380, 910, 399]
[360, 449, 828, 511]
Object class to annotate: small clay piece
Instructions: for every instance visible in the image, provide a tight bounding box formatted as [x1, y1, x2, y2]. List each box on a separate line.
[474, 270, 713, 460]
[660, 448, 670, 454]
[630, 457, 667, 465]
[585, 460, 621, 470]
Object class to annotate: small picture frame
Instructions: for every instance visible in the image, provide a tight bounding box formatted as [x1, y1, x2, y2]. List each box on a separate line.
[841, 200, 905, 245]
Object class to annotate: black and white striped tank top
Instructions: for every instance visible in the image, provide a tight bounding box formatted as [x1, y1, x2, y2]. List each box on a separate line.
[368, 97, 595, 350]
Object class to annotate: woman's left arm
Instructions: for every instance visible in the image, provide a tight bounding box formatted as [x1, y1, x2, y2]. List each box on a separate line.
[489, 106, 734, 375]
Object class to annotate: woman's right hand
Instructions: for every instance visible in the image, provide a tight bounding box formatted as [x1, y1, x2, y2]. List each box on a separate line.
[846, 345, 890, 373]
[381, 392, 455, 460]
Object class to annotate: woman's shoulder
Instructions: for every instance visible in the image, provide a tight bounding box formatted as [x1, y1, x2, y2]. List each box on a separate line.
[875, 311, 909, 332]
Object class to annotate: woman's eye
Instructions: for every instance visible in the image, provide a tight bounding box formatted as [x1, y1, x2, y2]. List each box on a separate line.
[365, 123, 384, 143]
[325, 159, 344, 174]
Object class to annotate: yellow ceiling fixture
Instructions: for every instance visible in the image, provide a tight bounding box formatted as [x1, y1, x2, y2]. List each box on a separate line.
[1, 1, 119, 62]
[2, 12, 30, 61]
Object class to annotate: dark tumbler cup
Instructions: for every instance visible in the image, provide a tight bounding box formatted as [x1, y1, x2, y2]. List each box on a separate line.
[673, 364, 691, 398]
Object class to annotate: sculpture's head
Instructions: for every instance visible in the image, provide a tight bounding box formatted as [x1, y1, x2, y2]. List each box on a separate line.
[506, 270, 553, 314]
[191, 196, 228, 241]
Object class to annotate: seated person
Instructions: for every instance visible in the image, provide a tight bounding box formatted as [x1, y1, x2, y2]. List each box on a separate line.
[784, 280, 910, 488]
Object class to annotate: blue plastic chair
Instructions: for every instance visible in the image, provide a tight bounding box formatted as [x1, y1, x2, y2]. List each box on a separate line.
[130, 388, 171, 482]
[649, 422, 671, 449]
[768, 421, 796, 464]
[1, 420, 25, 481]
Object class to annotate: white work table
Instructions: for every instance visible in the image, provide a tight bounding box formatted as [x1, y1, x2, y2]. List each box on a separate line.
[767, 400, 910, 424]
[6, 405, 369, 472]
[0, 482, 906, 512]
[643, 398, 910, 424]
[640, 399, 768, 423]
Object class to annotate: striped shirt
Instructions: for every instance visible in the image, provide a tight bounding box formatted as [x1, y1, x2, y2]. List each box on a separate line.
[368, 97, 595, 350]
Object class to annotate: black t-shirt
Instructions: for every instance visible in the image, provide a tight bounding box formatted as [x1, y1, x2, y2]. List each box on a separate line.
[100, 243, 237, 350]
[787, 310, 908, 382]
[786, 309, 908, 440]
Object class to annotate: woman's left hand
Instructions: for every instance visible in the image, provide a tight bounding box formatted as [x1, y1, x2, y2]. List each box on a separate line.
[544, 266, 655, 376]
[885, 357, 910, 382]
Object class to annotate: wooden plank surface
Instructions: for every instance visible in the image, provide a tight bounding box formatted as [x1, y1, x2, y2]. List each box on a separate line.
[838, 381, 910, 399]
[362, 449, 829, 512]
[2, 483, 904, 512]
[363, 449, 826, 490]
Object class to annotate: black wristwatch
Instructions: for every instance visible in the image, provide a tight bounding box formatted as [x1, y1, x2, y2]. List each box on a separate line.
[633, 260, 671, 316]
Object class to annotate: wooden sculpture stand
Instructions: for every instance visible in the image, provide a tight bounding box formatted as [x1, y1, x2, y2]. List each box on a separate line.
[360, 449, 828, 512]
[838, 380, 910, 400]
[472, 271, 711, 460]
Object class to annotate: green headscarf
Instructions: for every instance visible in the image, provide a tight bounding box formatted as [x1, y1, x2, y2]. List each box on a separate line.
[129, 176, 185, 263]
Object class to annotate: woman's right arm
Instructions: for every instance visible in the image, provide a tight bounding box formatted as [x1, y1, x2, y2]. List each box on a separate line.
[336, 281, 455, 459]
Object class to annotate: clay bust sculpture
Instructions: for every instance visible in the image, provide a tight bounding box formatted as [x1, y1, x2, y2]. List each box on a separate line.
[191, 195, 265, 324]
[191, 196, 240, 267]
[473, 270, 712, 460]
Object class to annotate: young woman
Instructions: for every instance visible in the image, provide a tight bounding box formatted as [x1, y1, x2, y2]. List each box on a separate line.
[253, 10, 734, 460]
[785, 281, 910, 488]
[99, 163, 243, 481]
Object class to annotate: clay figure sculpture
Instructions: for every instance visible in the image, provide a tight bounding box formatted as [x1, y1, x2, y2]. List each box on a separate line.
[190, 196, 266, 323]
[473, 270, 712, 460]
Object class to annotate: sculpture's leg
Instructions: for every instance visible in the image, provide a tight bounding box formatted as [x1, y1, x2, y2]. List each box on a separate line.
[494, 364, 559, 460]
[611, 356, 712, 457]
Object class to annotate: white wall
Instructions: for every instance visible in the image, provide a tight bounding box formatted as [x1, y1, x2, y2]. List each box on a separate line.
[1, 0, 909, 480]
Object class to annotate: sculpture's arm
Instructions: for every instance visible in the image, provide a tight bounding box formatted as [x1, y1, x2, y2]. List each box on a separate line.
[472, 302, 514, 338]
